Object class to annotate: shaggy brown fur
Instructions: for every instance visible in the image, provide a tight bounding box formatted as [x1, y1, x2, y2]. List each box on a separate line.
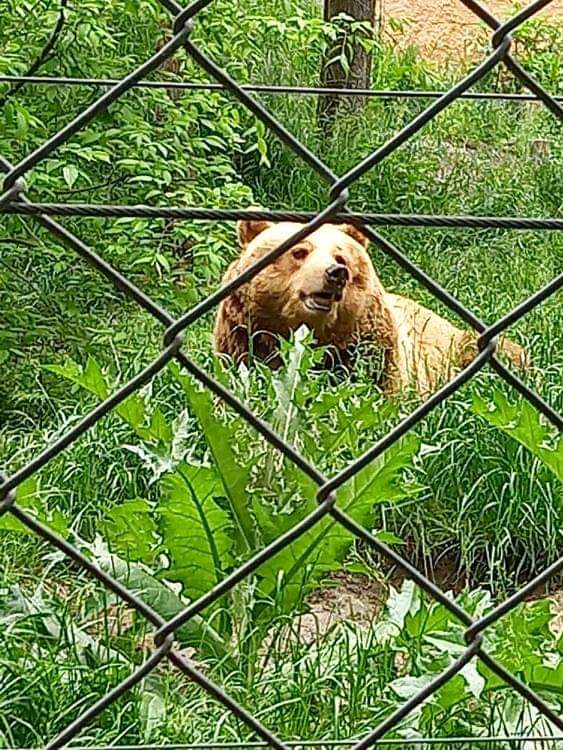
[213, 219, 527, 396]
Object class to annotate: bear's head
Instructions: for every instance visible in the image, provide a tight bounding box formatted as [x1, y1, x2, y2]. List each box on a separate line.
[214, 218, 396, 367]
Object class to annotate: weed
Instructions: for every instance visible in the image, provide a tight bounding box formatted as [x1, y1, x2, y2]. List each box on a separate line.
[0, 0, 561, 745]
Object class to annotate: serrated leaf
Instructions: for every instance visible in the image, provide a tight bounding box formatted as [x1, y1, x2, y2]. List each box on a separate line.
[387, 579, 417, 629]
[460, 659, 485, 698]
[45, 357, 108, 399]
[117, 395, 147, 433]
[528, 661, 563, 697]
[102, 498, 159, 564]
[173, 366, 255, 554]
[256, 436, 419, 619]
[0, 477, 69, 536]
[147, 407, 172, 445]
[159, 463, 234, 601]
[83, 356, 109, 398]
[434, 674, 470, 709]
[87, 537, 230, 659]
[472, 390, 562, 481]
[44, 357, 171, 445]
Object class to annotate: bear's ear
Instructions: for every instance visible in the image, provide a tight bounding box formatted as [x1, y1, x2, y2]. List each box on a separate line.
[237, 212, 273, 247]
[338, 223, 369, 248]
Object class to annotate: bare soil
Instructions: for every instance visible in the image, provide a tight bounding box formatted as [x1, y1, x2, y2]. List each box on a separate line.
[297, 570, 563, 643]
[380, 0, 563, 64]
[289, 571, 388, 643]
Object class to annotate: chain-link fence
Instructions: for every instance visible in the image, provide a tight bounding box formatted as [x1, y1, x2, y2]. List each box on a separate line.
[0, 0, 562, 748]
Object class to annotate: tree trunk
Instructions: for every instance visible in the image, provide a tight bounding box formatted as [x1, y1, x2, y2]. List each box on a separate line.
[318, 0, 377, 129]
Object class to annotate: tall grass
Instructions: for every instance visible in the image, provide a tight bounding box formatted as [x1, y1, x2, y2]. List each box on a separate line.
[0, 0, 561, 746]
[2, 567, 561, 747]
[229, 10, 563, 587]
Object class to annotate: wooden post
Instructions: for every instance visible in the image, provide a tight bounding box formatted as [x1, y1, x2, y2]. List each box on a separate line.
[318, 0, 377, 129]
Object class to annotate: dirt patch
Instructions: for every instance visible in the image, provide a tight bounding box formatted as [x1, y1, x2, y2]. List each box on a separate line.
[380, 0, 563, 65]
[289, 571, 563, 645]
[288, 567, 456, 645]
[291, 571, 388, 643]
[547, 588, 563, 640]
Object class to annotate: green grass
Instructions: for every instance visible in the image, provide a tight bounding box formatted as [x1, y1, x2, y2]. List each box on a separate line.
[0, 0, 562, 746]
[2, 565, 561, 748]
[230, 12, 563, 589]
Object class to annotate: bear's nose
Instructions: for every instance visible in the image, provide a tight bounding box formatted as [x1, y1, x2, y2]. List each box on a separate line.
[325, 263, 349, 286]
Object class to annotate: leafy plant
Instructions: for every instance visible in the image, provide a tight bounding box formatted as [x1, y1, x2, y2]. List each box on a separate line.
[1, 1, 562, 745]
[37, 330, 419, 665]
[367, 581, 562, 740]
[472, 388, 563, 483]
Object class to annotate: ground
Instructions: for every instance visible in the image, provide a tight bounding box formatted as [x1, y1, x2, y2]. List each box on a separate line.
[299, 573, 563, 644]
[381, 0, 563, 63]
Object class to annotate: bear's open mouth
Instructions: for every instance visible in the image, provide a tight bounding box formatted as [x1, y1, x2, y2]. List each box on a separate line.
[302, 290, 340, 313]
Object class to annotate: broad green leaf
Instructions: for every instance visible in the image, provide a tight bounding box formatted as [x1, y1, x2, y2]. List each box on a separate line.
[0, 478, 40, 534]
[407, 599, 458, 641]
[341, 432, 421, 506]
[472, 390, 562, 482]
[118, 395, 147, 434]
[173, 366, 255, 553]
[528, 661, 563, 697]
[271, 325, 311, 445]
[256, 435, 419, 618]
[45, 359, 99, 394]
[102, 498, 159, 564]
[460, 660, 485, 698]
[1, 582, 125, 665]
[148, 407, 173, 445]
[45, 358, 110, 400]
[44, 357, 170, 445]
[388, 579, 418, 629]
[159, 463, 234, 601]
[0, 477, 69, 537]
[88, 537, 230, 659]
[63, 164, 79, 189]
[83, 357, 109, 398]
[434, 674, 470, 709]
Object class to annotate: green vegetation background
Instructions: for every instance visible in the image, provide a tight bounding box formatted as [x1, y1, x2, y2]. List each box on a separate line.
[0, 0, 561, 747]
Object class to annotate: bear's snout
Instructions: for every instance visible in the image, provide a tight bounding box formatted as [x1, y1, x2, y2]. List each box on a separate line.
[325, 263, 349, 301]
[325, 263, 349, 288]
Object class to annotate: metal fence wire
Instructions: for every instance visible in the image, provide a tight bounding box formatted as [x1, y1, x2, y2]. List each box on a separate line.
[0, 0, 562, 748]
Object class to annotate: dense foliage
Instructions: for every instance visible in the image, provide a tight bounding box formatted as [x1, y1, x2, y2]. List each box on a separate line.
[0, 0, 561, 746]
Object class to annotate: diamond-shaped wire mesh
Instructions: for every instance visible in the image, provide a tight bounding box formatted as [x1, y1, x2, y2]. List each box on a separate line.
[0, 0, 562, 748]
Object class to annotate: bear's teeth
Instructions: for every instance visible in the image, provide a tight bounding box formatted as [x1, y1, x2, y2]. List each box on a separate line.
[305, 293, 333, 312]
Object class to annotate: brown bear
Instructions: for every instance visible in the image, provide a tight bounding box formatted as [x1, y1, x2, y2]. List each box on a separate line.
[213, 218, 527, 396]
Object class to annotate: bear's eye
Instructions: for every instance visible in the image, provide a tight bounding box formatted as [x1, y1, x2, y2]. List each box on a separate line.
[292, 247, 309, 261]
[334, 253, 347, 266]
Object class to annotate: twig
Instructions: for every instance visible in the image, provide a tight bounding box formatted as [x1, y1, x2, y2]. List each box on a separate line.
[0, 0, 69, 110]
